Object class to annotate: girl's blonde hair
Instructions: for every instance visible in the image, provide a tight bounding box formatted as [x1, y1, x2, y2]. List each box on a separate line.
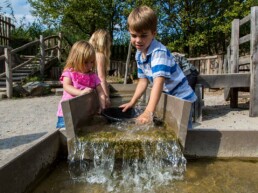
[89, 29, 111, 69]
[127, 5, 157, 33]
[64, 40, 96, 73]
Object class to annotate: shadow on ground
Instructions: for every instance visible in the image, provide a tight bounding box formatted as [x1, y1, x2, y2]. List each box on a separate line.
[0, 132, 47, 149]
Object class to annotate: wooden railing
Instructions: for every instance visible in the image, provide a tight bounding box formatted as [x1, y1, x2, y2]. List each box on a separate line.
[227, 6, 258, 115]
[0, 33, 63, 98]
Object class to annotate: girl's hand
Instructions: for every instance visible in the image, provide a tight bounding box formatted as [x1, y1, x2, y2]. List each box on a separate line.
[135, 109, 153, 125]
[105, 97, 111, 108]
[80, 88, 93, 95]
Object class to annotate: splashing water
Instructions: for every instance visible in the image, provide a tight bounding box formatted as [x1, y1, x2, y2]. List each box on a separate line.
[68, 120, 187, 193]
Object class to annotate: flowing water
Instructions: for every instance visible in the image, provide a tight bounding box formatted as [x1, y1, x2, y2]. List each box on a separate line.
[31, 116, 258, 193]
[32, 158, 258, 193]
[65, 118, 186, 193]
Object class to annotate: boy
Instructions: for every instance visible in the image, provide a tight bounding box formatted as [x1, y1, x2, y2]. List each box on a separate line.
[120, 5, 197, 126]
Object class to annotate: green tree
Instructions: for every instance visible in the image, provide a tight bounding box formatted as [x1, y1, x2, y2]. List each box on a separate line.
[27, 0, 258, 56]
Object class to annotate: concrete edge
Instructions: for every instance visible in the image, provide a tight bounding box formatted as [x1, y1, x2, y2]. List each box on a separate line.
[184, 129, 258, 159]
[0, 130, 61, 193]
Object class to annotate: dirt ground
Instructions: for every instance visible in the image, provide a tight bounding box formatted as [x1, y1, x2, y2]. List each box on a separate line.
[0, 88, 257, 134]
[193, 89, 258, 130]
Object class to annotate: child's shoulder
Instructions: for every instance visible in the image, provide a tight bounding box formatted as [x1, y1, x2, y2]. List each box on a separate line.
[149, 39, 167, 53]
[63, 67, 74, 72]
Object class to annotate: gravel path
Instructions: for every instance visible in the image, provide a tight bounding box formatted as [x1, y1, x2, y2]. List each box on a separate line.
[0, 95, 61, 167]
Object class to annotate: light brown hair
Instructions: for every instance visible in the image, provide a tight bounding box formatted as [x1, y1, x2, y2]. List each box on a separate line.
[89, 29, 111, 68]
[127, 5, 157, 33]
[64, 40, 96, 73]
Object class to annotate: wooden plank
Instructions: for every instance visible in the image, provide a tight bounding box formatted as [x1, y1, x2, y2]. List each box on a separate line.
[239, 34, 251, 45]
[230, 19, 240, 108]
[197, 73, 250, 88]
[250, 6, 258, 117]
[239, 55, 251, 65]
[231, 19, 240, 73]
[240, 14, 251, 26]
[188, 55, 217, 61]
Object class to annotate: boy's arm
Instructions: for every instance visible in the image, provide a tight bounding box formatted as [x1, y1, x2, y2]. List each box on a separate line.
[145, 76, 164, 112]
[120, 78, 148, 111]
[136, 76, 165, 124]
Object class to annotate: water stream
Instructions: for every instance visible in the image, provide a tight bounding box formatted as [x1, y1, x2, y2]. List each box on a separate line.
[66, 118, 186, 193]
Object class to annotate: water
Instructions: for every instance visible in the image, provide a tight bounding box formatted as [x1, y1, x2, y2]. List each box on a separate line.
[30, 115, 258, 193]
[32, 159, 258, 193]
[65, 119, 186, 193]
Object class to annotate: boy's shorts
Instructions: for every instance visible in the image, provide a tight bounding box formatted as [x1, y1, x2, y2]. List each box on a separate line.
[56, 116, 65, 128]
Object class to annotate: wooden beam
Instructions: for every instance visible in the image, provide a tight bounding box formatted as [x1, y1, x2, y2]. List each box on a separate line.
[239, 55, 251, 65]
[231, 19, 240, 108]
[250, 6, 258, 117]
[240, 14, 251, 26]
[197, 73, 250, 88]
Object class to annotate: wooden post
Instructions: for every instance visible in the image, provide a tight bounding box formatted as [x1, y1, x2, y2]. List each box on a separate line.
[230, 19, 240, 108]
[6, 17, 11, 46]
[207, 59, 211, 74]
[227, 45, 231, 73]
[5, 47, 12, 98]
[218, 55, 223, 74]
[124, 42, 132, 84]
[193, 84, 203, 122]
[58, 32, 62, 61]
[40, 35, 45, 79]
[250, 6, 258, 117]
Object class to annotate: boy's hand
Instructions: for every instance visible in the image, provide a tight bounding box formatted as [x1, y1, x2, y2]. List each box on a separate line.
[119, 101, 134, 112]
[135, 109, 153, 124]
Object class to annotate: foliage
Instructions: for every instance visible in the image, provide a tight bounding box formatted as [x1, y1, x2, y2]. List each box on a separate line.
[5, 0, 258, 57]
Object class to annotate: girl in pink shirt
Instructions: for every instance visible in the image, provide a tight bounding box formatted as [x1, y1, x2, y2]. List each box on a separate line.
[56, 40, 108, 128]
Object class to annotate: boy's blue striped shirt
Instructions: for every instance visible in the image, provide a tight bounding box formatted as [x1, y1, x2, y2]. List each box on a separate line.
[136, 39, 197, 102]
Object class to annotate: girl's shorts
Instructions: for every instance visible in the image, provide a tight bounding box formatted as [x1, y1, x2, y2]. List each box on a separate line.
[56, 116, 65, 128]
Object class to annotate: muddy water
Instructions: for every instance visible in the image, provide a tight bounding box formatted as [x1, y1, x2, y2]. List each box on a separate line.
[32, 159, 258, 193]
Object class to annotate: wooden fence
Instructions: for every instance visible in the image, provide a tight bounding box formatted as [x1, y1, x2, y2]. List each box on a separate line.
[0, 33, 63, 98]
[226, 6, 258, 116]
[194, 6, 258, 119]
[188, 55, 224, 75]
[0, 15, 15, 46]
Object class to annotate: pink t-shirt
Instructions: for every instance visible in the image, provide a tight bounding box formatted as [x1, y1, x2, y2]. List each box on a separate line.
[57, 68, 101, 116]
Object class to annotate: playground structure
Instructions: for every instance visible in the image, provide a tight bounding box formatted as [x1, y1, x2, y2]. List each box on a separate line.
[191, 6, 258, 121]
[0, 33, 64, 98]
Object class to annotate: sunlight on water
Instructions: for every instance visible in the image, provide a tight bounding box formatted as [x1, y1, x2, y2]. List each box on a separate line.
[67, 121, 186, 193]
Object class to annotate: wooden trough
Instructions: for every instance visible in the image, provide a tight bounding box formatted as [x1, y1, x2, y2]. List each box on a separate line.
[62, 84, 192, 158]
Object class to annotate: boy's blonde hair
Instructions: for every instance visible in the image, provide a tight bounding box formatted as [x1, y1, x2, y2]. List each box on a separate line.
[64, 40, 96, 73]
[89, 29, 111, 69]
[127, 5, 157, 32]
